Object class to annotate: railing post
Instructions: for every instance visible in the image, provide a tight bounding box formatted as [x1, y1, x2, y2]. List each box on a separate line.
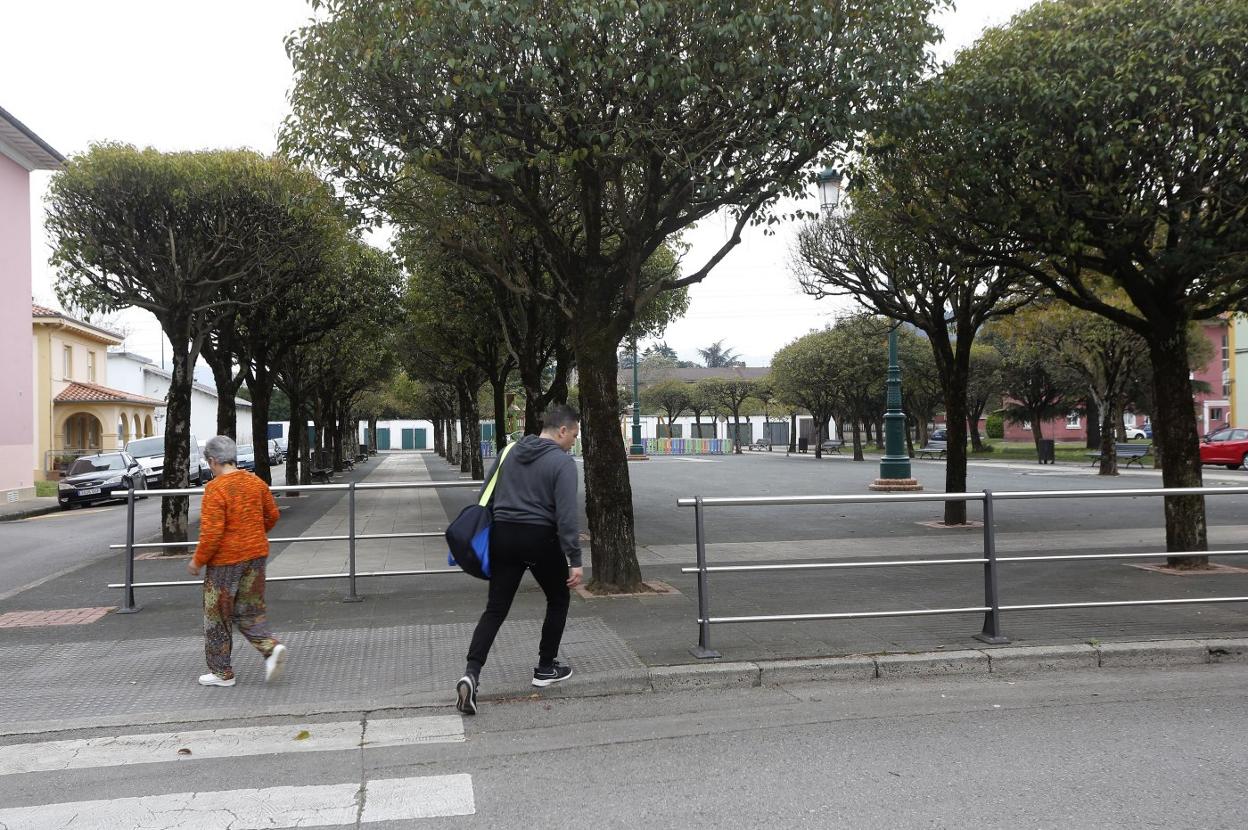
[343, 481, 362, 602]
[690, 495, 721, 659]
[117, 484, 140, 614]
[974, 489, 1009, 644]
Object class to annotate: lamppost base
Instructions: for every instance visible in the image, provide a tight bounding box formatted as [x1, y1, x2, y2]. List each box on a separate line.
[627, 454, 650, 462]
[868, 477, 924, 492]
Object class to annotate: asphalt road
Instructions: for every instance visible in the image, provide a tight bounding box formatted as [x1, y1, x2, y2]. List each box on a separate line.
[428, 451, 1248, 548]
[2, 665, 1245, 828]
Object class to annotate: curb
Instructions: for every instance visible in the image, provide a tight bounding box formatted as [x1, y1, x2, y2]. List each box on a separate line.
[4, 638, 1246, 737]
[650, 638, 1248, 689]
[0, 502, 61, 522]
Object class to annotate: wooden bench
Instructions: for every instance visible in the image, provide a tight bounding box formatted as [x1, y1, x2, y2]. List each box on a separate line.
[310, 467, 334, 484]
[916, 440, 947, 459]
[1088, 443, 1152, 469]
[747, 440, 771, 452]
[820, 439, 844, 454]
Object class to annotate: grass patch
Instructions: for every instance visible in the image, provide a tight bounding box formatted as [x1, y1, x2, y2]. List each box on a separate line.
[971, 441, 1095, 463]
[34, 480, 59, 497]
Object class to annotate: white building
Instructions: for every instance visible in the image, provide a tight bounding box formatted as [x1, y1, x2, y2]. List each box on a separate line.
[107, 351, 253, 446]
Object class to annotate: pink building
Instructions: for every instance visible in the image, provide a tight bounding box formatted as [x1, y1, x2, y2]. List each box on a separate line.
[1, 107, 63, 500]
[1001, 318, 1230, 442]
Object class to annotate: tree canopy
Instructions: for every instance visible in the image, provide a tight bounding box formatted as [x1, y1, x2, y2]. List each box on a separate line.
[873, 0, 1248, 560]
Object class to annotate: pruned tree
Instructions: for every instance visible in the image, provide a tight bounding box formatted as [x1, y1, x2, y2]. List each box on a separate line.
[701, 378, 759, 454]
[641, 379, 692, 437]
[283, 0, 948, 590]
[48, 145, 327, 545]
[874, 0, 1248, 563]
[771, 329, 842, 461]
[793, 171, 1030, 523]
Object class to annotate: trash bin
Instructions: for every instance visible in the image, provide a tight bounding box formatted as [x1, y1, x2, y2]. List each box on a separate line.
[1038, 438, 1056, 464]
[798, 437, 809, 454]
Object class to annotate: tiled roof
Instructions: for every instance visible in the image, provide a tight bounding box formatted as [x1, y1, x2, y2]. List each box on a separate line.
[54, 382, 163, 406]
[31, 303, 124, 342]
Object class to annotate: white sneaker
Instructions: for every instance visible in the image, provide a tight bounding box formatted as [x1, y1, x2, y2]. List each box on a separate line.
[198, 673, 235, 687]
[265, 643, 288, 682]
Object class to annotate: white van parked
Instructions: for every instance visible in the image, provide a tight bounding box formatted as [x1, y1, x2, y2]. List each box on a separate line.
[124, 434, 211, 487]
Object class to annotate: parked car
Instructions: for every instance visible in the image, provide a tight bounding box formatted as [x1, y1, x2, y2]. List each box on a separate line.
[267, 437, 288, 465]
[1198, 427, 1248, 469]
[125, 434, 209, 487]
[236, 443, 256, 472]
[58, 452, 148, 509]
[1125, 422, 1151, 440]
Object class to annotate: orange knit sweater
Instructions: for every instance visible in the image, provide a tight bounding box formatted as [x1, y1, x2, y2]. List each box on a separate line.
[192, 470, 280, 568]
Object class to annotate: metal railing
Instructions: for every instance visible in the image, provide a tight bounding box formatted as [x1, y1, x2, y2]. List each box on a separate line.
[678, 486, 1248, 658]
[108, 477, 479, 613]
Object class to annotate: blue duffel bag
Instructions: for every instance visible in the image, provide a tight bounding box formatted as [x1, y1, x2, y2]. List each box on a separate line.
[446, 442, 515, 579]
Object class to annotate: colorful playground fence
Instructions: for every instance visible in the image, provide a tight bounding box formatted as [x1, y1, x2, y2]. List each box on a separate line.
[645, 438, 731, 455]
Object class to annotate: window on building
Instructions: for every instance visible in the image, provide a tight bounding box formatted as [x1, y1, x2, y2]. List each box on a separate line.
[1210, 407, 1224, 424]
[62, 345, 72, 379]
[1065, 412, 1081, 429]
[87, 351, 96, 382]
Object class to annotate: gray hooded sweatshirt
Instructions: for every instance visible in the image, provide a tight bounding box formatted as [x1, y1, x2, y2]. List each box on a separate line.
[483, 435, 582, 567]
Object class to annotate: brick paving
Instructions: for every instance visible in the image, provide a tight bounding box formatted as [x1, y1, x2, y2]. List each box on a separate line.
[0, 607, 114, 628]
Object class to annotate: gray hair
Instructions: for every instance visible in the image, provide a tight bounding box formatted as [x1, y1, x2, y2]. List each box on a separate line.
[204, 435, 237, 465]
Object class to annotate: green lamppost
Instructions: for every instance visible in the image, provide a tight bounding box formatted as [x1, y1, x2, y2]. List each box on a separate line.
[816, 168, 919, 491]
[628, 336, 647, 459]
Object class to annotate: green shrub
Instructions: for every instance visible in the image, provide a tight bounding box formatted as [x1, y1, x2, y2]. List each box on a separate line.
[35, 480, 58, 497]
[986, 412, 1004, 439]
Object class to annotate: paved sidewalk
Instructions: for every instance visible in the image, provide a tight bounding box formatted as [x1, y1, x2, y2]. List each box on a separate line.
[0, 496, 59, 522]
[4, 450, 1248, 734]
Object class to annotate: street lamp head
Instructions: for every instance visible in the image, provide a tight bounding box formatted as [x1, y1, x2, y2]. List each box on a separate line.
[816, 167, 844, 214]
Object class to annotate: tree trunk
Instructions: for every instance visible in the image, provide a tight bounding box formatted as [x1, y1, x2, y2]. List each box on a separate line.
[967, 415, 983, 452]
[1149, 327, 1208, 567]
[206, 355, 240, 439]
[733, 411, 743, 454]
[161, 329, 193, 553]
[788, 413, 797, 454]
[941, 365, 972, 525]
[492, 375, 508, 453]
[284, 391, 301, 488]
[576, 339, 642, 592]
[1098, 401, 1118, 476]
[1086, 397, 1102, 450]
[1030, 416, 1044, 455]
[249, 366, 274, 484]
[851, 420, 864, 461]
[445, 418, 458, 465]
[906, 416, 915, 457]
[432, 416, 445, 458]
[458, 378, 485, 480]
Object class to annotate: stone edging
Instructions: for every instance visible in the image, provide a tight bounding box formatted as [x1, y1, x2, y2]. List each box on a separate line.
[640, 638, 1248, 691]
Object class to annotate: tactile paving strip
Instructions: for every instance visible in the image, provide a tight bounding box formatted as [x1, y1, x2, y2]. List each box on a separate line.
[1, 617, 642, 724]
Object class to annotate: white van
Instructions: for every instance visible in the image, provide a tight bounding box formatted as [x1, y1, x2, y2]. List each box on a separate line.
[124, 434, 210, 487]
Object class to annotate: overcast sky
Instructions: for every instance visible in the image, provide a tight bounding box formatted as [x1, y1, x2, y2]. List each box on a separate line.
[4, 0, 1038, 371]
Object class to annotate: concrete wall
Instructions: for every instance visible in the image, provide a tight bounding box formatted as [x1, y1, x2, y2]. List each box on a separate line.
[0, 154, 34, 499]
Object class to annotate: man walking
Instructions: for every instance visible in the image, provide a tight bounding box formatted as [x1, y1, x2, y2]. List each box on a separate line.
[187, 435, 288, 687]
[456, 405, 583, 714]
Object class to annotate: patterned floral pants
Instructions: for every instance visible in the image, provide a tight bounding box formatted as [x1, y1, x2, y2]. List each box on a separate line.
[203, 557, 280, 680]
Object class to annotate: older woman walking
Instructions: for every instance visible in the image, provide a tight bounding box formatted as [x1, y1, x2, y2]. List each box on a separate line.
[187, 435, 288, 687]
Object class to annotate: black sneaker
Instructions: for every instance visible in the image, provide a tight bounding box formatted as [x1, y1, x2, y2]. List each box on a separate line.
[531, 660, 573, 687]
[455, 674, 478, 715]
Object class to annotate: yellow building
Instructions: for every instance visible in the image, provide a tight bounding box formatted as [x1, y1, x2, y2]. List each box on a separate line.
[31, 304, 161, 479]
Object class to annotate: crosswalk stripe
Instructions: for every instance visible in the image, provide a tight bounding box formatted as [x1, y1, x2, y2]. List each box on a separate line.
[0, 774, 475, 829]
[0, 715, 464, 776]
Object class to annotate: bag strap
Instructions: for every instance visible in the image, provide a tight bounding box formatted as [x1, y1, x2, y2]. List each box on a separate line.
[478, 441, 517, 506]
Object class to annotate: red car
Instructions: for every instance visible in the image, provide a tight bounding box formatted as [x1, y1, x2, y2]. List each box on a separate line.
[1199, 428, 1248, 469]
